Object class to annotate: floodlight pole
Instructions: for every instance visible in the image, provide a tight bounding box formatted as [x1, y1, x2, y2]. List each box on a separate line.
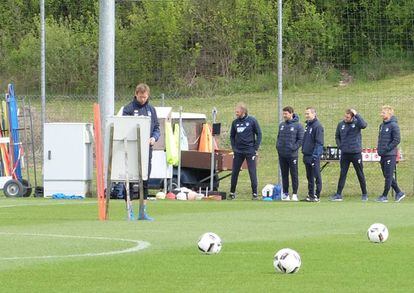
[98, 0, 115, 179]
[277, 0, 283, 185]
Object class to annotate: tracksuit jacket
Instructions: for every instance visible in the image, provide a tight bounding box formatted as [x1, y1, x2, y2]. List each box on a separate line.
[276, 114, 304, 157]
[335, 114, 367, 154]
[377, 116, 400, 157]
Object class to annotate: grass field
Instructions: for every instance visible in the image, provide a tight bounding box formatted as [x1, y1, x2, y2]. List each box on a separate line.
[1, 197, 413, 292]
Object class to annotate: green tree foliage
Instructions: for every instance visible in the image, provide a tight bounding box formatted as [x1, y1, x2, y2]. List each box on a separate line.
[0, 0, 413, 94]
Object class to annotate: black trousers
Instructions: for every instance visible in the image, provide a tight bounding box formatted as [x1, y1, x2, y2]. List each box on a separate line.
[336, 153, 367, 195]
[230, 152, 258, 195]
[279, 155, 299, 194]
[303, 156, 322, 198]
[380, 155, 401, 197]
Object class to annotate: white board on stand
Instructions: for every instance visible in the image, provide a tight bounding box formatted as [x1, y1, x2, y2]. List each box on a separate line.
[108, 116, 151, 182]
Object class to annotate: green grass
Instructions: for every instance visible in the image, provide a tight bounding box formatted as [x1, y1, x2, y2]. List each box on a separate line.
[0, 197, 414, 292]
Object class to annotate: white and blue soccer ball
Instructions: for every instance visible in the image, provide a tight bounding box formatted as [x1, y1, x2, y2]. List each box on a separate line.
[273, 248, 301, 274]
[197, 232, 222, 254]
[367, 223, 389, 243]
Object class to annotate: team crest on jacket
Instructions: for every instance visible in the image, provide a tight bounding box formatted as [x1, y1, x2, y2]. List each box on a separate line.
[147, 111, 152, 116]
[290, 127, 294, 131]
[386, 128, 389, 132]
[246, 122, 250, 126]
[281, 125, 284, 130]
[341, 125, 345, 130]
[237, 126, 246, 133]
[352, 124, 355, 128]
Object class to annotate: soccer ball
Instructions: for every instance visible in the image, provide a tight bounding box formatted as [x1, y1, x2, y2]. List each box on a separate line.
[197, 232, 222, 254]
[273, 248, 301, 274]
[367, 223, 389, 243]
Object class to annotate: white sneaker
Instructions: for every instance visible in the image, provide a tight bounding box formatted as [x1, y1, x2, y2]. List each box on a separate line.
[291, 194, 298, 201]
[282, 194, 290, 201]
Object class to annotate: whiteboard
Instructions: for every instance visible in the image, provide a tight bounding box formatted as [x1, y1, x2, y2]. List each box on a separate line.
[108, 116, 151, 182]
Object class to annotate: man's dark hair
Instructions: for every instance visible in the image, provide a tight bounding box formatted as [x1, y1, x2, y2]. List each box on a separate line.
[283, 106, 294, 114]
[345, 109, 355, 117]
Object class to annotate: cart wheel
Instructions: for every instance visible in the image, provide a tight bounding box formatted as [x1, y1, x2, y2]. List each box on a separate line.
[3, 180, 24, 197]
[20, 179, 33, 197]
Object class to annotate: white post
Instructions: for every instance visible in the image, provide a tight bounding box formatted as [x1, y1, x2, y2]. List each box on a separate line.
[277, 0, 283, 185]
[40, 0, 46, 182]
[177, 106, 182, 189]
[98, 0, 115, 180]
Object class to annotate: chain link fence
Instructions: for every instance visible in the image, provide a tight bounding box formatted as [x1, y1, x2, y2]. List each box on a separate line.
[10, 0, 414, 198]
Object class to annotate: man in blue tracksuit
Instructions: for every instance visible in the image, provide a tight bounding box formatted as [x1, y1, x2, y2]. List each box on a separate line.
[229, 103, 262, 200]
[376, 105, 405, 202]
[123, 83, 160, 220]
[330, 109, 368, 201]
[302, 107, 324, 202]
[276, 106, 304, 201]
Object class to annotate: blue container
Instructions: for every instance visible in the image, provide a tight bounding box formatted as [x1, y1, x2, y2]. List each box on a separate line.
[272, 184, 282, 201]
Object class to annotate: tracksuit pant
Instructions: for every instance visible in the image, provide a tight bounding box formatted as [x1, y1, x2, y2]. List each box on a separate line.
[336, 153, 367, 195]
[303, 155, 322, 198]
[230, 152, 258, 195]
[380, 155, 401, 197]
[279, 155, 299, 194]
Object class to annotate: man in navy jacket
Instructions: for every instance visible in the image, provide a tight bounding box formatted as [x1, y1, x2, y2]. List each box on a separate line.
[229, 103, 262, 200]
[302, 107, 324, 202]
[376, 105, 405, 202]
[330, 109, 368, 201]
[123, 83, 160, 220]
[276, 106, 304, 201]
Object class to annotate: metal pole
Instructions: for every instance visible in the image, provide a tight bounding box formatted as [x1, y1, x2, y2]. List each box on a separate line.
[210, 107, 217, 191]
[177, 106, 182, 189]
[98, 0, 115, 180]
[277, 0, 283, 185]
[40, 0, 46, 182]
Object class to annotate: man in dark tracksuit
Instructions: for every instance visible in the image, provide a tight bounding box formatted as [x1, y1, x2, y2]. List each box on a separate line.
[376, 105, 405, 202]
[276, 106, 304, 201]
[229, 103, 262, 200]
[330, 109, 368, 201]
[123, 83, 160, 220]
[302, 107, 324, 202]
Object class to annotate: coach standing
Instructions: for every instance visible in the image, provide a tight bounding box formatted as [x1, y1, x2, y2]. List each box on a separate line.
[330, 109, 368, 201]
[302, 107, 324, 202]
[376, 105, 405, 202]
[229, 103, 262, 200]
[276, 106, 304, 201]
[123, 83, 160, 220]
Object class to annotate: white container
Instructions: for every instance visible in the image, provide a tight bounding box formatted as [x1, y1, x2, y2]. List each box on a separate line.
[43, 123, 93, 197]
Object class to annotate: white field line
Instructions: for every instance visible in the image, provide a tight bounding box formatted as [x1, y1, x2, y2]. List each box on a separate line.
[0, 201, 95, 209]
[0, 232, 150, 260]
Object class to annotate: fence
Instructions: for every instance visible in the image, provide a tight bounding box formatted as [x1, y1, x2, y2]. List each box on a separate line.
[4, 0, 414, 198]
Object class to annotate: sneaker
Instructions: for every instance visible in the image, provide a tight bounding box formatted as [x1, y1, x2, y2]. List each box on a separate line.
[329, 194, 343, 201]
[252, 193, 259, 200]
[282, 194, 290, 201]
[291, 194, 298, 201]
[361, 194, 368, 201]
[376, 195, 388, 203]
[395, 192, 406, 202]
[312, 197, 320, 202]
[138, 205, 154, 221]
[304, 196, 312, 202]
[228, 192, 236, 200]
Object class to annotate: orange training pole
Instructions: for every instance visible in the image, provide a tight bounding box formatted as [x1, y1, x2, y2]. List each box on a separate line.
[93, 103, 106, 220]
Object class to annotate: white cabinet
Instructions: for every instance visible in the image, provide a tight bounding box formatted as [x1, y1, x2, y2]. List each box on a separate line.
[43, 123, 93, 197]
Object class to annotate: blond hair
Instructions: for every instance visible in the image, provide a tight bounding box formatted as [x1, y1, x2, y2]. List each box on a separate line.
[135, 83, 150, 95]
[382, 105, 394, 115]
[236, 102, 248, 115]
